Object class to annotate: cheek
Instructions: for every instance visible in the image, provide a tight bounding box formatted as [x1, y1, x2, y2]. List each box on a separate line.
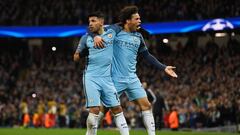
[94, 23, 99, 28]
[132, 21, 137, 26]
[130, 23, 135, 27]
[96, 23, 101, 29]
[135, 21, 140, 25]
[132, 23, 137, 28]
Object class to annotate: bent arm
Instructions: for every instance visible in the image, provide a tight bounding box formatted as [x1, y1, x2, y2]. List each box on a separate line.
[74, 35, 88, 61]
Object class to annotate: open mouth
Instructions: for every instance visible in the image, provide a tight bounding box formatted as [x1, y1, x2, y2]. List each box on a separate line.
[137, 25, 141, 30]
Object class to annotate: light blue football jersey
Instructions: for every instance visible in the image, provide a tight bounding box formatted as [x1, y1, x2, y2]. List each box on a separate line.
[112, 30, 147, 78]
[76, 28, 116, 77]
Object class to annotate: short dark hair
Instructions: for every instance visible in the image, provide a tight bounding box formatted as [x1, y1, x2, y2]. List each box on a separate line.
[119, 6, 139, 24]
[88, 11, 105, 19]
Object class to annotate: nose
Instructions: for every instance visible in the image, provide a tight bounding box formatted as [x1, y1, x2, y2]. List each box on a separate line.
[89, 21, 93, 26]
[137, 19, 141, 25]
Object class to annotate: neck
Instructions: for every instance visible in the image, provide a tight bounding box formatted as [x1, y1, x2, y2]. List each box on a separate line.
[97, 27, 104, 35]
[123, 24, 130, 32]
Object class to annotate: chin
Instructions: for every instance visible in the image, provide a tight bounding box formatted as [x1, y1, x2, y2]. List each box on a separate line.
[90, 30, 96, 33]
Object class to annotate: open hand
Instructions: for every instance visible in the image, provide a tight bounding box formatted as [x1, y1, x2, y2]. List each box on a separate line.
[164, 66, 178, 78]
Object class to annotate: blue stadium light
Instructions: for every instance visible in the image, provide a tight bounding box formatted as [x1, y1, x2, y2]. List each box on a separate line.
[0, 17, 239, 38]
[0, 26, 87, 38]
[142, 17, 240, 34]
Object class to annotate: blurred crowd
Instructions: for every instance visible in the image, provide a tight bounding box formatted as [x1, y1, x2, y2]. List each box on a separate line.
[0, 35, 240, 129]
[138, 36, 240, 129]
[0, 0, 240, 26]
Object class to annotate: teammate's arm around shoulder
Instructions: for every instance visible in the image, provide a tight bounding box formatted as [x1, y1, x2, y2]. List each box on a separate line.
[93, 24, 122, 48]
[73, 34, 88, 62]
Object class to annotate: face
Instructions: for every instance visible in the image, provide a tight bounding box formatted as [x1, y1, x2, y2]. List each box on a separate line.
[88, 16, 104, 33]
[127, 13, 141, 32]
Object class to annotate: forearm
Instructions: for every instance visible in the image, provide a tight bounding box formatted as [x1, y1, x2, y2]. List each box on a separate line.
[74, 50, 88, 62]
[141, 50, 166, 70]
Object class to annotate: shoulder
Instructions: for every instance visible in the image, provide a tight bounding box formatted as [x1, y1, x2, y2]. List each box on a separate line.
[103, 29, 117, 39]
[105, 28, 115, 34]
[78, 34, 90, 46]
[81, 33, 89, 39]
[134, 32, 143, 37]
[105, 24, 122, 30]
[133, 32, 144, 41]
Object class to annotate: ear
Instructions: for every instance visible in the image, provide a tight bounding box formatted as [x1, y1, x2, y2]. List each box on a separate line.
[126, 19, 130, 24]
[99, 18, 104, 25]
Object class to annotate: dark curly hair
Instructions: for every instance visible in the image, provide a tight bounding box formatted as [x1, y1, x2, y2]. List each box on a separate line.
[119, 6, 138, 24]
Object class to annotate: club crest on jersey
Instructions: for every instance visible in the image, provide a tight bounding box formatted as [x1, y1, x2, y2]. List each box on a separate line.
[108, 34, 113, 38]
[133, 37, 138, 42]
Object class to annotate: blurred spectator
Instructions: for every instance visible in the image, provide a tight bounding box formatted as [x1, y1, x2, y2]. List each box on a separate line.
[169, 106, 179, 131]
[152, 90, 166, 130]
[142, 82, 156, 104]
[58, 99, 67, 127]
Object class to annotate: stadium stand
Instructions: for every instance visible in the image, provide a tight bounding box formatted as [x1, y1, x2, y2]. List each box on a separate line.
[0, 0, 240, 132]
[0, 0, 240, 25]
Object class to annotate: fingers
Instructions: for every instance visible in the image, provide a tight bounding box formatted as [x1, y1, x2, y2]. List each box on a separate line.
[100, 39, 105, 48]
[94, 40, 105, 49]
[102, 39, 106, 43]
[165, 66, 176, 70]
[94, 42, 103, 49]
[171, 72, 178, 78]
[166, 68, 178, 78]
[168, 71, 177, 78]
[169, 66, 177, 78]
[94, 36, 105, 49]
[168, 66, 176, 69]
